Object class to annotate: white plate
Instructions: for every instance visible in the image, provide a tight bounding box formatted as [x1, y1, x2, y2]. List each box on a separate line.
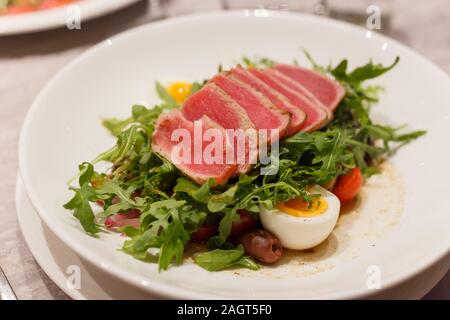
[19, 11, 450, 299]
[15, 176, 157, 300]
[0, 0, 140, 36]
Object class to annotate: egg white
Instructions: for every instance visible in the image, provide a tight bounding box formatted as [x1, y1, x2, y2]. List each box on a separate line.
[260, 185, 340, 250]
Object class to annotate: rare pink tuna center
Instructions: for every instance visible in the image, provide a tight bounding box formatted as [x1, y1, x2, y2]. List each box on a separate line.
[169, 120, 279, 174]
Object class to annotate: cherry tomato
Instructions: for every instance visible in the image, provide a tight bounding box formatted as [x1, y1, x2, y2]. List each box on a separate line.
[333, 167, 364, 204]
[230, 210, 257, 239]
[191, 224, 218, 241]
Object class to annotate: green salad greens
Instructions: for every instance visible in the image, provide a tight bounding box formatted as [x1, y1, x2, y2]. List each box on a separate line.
[64, 53, 425, 271]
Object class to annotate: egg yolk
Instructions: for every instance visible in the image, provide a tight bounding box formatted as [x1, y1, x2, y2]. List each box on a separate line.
[166, 82, 192, 104]
[276, 197, 328, 217]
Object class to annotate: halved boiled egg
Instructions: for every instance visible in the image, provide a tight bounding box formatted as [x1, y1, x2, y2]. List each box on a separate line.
[260, 185, 340, 250]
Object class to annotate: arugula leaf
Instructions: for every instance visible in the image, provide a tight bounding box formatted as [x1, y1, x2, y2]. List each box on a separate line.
[190, 81, 205, 95]
[122, 199, 192, 270]
[93, 125, 146, 165]
[173, 177, 201, 195]
[347, 56, 399, 83]
[179, 207, 208, 233]
[158, 209, 190, 270]
[174, 177, 215, 204]
[63, 163, 99, 234]
[122, 233, 160, 262]
[133, 229, 164, 252]
[322, 55, 425, 175]
[98, 199, 134, 219]
[330, 59, 348, 79]
[235, 256, 260, 270]
[194, 245, 259, 271]
[207, 184, 238, 212]
[103, 118, 133, 136]
[216, 209, 240, 245]
[103, 104, 167, 137]
[241, 56, 275, 69]
[117, 225, 140, 237]
[139, 199, 185, 229]
[155, 81, 179, 108]
[301, 49, 327, 73]
[192, 179, 215, 203]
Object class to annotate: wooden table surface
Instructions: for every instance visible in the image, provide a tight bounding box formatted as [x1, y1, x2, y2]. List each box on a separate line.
[0, 0, 449, 300]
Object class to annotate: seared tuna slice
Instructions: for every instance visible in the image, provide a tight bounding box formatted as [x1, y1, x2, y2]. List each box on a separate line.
[229, 66, 305, 137]
[273, 64, 345, 111]
[182, 83, 257, 173]
[209, 73, 290, 140]
[249, 68, 329, 132]
[152, 109, 236, 185]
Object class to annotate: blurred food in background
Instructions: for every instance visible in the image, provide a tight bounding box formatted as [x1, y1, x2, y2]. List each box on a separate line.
[0, 0, 78, 15]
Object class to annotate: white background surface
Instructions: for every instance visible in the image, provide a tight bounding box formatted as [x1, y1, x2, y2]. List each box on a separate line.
[1, 0, 449, 299]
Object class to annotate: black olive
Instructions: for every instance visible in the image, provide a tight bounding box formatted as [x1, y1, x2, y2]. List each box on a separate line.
[239, 229, 283, 264]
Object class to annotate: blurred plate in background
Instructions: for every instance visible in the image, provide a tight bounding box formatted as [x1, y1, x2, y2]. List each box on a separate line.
[0, 0, 141, 36]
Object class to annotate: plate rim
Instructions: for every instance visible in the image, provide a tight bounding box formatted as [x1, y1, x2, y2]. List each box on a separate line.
[15, 175, 162, 300]
[0, 0, 141, 36]
[18, 10, 450, 299]
[15, 176, 85, 300]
